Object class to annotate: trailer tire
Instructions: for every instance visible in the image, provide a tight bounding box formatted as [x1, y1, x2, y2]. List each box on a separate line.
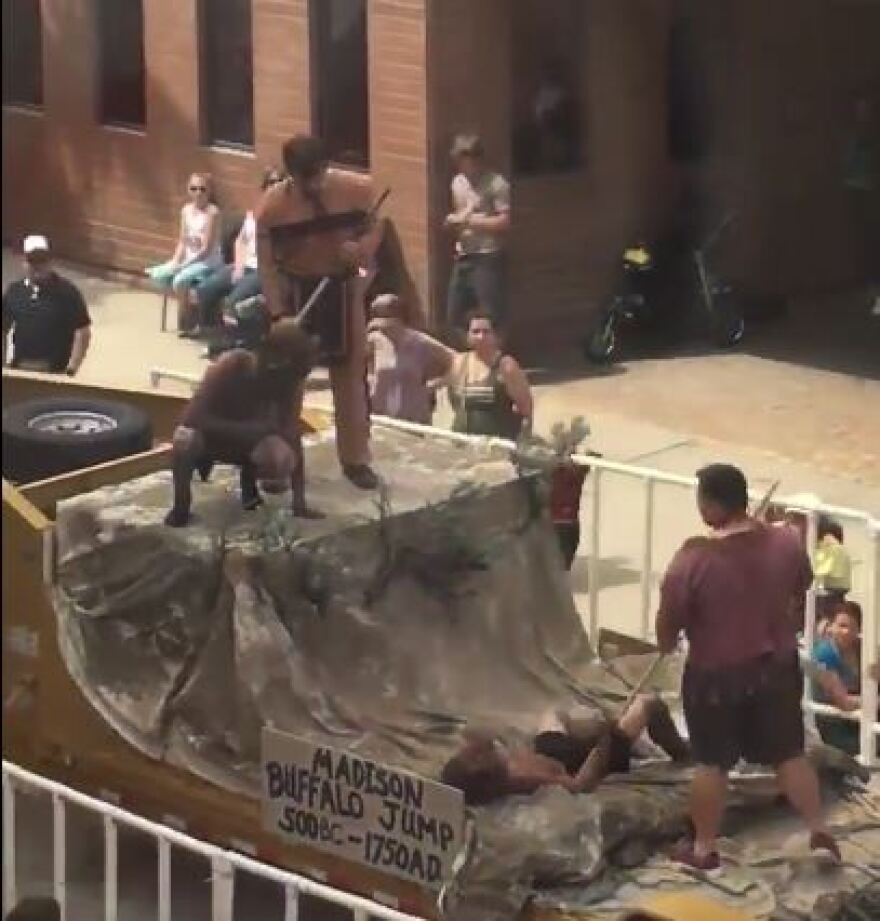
[2, 397, 153, 484]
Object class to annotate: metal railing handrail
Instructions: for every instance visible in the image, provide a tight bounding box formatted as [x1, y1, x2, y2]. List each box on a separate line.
[2, 760, 425, 921]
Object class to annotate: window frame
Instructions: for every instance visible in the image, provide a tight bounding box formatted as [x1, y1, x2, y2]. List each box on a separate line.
[308, 0, 371, 170]
[2, 0, 45, 111]
[94, 0, 147, 130]
[510, 0, 587, 179]
[197, 0, 256, 151]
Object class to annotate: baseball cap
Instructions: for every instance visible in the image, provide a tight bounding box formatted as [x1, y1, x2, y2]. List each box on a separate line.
[23, 235, 50, 255]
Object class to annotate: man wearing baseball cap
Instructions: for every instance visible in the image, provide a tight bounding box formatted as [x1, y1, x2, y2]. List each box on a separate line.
[2, 235, 92, 375]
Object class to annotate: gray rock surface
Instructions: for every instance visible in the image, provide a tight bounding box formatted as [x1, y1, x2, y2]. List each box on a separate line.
[51, 424, 877, 919]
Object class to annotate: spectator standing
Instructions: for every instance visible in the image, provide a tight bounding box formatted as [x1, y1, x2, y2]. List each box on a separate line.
[194, 167, 284, 334]
[445, 135, 511, 335]
[164, 320, 317, 528]
[656, 463, 839, 870]
[147, 172, 222, 335]
[447, 311, 532, 441]
[366, 293, 455, 425]
[2, 235, 91, 376]
[814, 515, 852, 597]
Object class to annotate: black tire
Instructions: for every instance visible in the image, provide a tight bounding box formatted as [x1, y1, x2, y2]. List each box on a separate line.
[583, 310, 618, 363]
[2, 397, 153, 484]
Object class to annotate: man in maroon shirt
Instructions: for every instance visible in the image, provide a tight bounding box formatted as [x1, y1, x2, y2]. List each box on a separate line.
[164, 319, 317, 527]
[656, 464, 839, 870]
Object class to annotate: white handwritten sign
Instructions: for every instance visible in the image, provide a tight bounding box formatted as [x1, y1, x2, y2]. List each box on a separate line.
[261, 728, 465, 888]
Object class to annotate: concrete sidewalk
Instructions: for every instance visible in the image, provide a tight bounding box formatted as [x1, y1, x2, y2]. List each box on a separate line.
[4, 251, 878, 639]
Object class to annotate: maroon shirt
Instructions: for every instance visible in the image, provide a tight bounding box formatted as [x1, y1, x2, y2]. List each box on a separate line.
[659, 523, 812, 669]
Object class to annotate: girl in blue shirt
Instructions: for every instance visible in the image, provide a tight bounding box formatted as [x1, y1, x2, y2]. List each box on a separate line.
[812, 602, 862, 754]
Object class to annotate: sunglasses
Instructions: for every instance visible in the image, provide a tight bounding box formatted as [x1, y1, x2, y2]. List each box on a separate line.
[189, 185, 207, 193]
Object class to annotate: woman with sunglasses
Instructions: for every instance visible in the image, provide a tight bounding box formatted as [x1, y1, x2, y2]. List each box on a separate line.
[147, 172, 222, 334]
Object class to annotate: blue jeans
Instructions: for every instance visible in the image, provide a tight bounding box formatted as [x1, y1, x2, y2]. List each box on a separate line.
[195, 265, 261, 327]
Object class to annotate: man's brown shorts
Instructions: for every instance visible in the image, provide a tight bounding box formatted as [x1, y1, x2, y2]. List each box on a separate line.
[682, 652, 804, 771]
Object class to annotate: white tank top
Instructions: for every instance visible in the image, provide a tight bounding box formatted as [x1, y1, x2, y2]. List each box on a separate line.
[182, 204, 221, 263]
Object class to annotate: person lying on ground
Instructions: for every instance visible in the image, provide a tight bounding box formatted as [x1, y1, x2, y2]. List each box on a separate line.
[812, 600, 864, 756]
[164, 319, 319, 527]
[439, 694, 690, 806]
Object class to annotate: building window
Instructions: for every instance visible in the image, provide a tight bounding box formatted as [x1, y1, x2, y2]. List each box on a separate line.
[310, 0, 369, 168]
[512, 0, 585, 176]
[2, 0, 44, 108]
[199, 0, 255, 148]
[97, 0, 146, 127]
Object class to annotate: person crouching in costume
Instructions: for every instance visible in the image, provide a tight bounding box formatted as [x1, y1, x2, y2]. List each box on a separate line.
[255, 135, 384, 490]
[164, 318, 319, 527]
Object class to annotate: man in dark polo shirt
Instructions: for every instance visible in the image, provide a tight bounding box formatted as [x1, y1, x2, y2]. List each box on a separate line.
[2, 235, 91, 375]
[656, 464, 840, 870]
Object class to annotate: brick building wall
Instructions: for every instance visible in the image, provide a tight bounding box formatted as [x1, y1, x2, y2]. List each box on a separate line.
[2, 0, 432, 309]
[4, 0, 878, 357]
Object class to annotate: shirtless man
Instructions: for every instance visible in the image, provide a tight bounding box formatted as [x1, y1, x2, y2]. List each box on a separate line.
[164, 319, 317, 527]
[255, 134, 384, 490]
[440, 695, 690, 806]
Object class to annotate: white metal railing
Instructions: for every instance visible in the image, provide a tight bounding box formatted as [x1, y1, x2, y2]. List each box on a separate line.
[2, 761, 425, 921]
[149, 368, 200, 390]
[142, 381, 880, 766]
[353, 415, 880, 769]
[566, 453, 880, 769]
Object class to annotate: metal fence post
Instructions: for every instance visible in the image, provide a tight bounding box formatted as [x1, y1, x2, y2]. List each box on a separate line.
[862, 520, 880, 767]
[2, 771, 16, 913]
[211, 855, 235, 921]
[104, 815, 118, 921]
[588, 468, 603, 643]
[52, 792, 66, 921]
[640, 478, 655, 641]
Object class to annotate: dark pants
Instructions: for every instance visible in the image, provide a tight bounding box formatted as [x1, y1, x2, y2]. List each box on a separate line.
[683, 652, 804, 770]
[555, 521, 581, 570]
[447, 252, 508, 333]
[196, 266, 262, 327]
[168, 432, 260, 524]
